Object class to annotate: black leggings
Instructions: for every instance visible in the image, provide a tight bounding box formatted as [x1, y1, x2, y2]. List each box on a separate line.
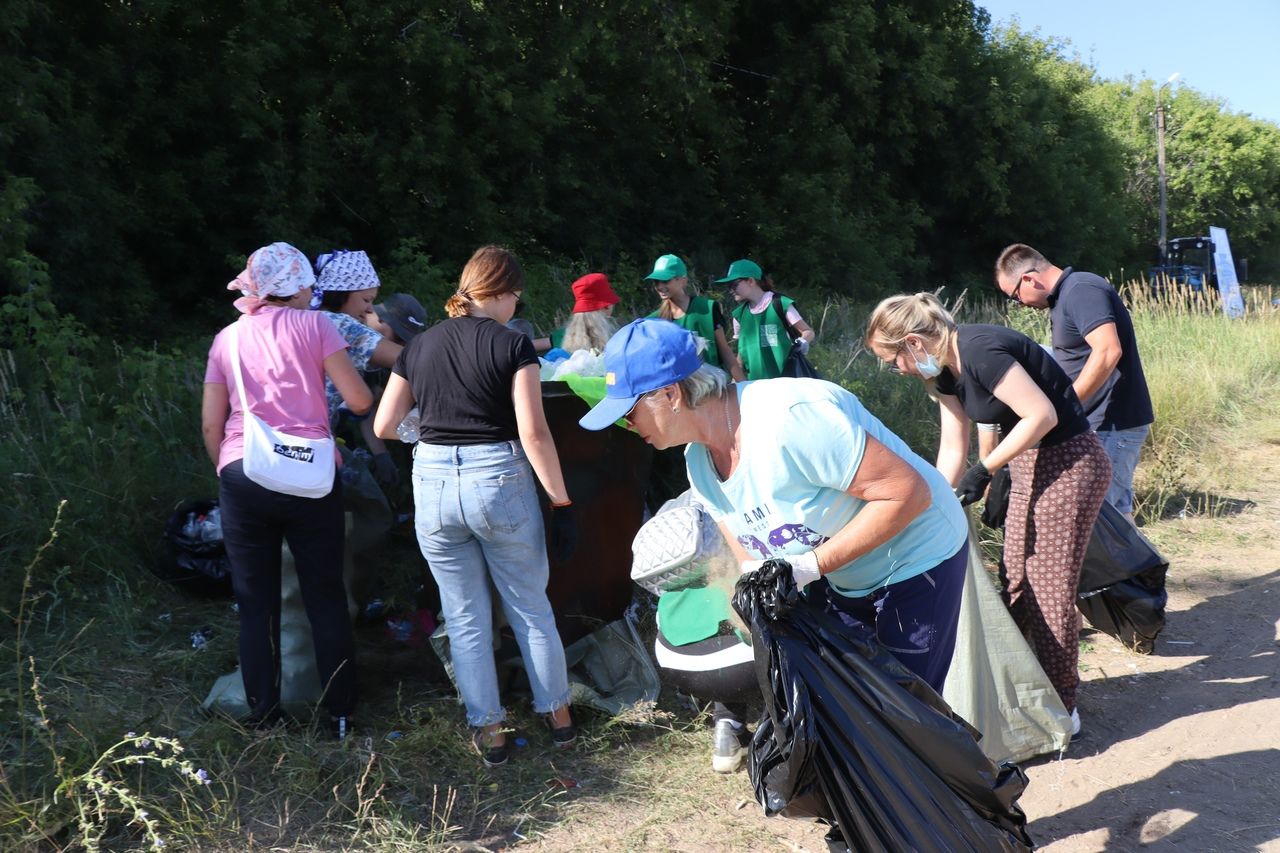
[656, 629, 756, 723]
[219, 460, 356, 721]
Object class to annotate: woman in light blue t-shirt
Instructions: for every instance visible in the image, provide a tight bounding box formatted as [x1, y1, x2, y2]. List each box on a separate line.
[579, 319, 970, 694]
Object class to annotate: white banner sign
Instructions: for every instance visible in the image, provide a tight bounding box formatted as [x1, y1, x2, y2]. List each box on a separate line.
[1208, 226, 1246, 318]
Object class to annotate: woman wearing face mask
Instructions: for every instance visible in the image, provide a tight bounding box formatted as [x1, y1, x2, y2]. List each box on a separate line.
[719, 259, 815, 380]
[865, 293, 1111, 735]
[645, 254, 745, 381]
[373, 246, 577, 768]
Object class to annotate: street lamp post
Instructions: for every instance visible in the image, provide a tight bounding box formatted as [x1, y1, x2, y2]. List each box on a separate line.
[1156, 72, 1179, 264]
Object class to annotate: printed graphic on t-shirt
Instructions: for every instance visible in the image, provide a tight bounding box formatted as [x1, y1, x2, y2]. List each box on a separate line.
[735, 502, 827, 559]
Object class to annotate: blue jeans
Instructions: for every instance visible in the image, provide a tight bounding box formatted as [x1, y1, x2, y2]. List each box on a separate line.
[1095, 424, 1150, 516]
[819, 542, 968, 693]
[412, 441, 570, 726]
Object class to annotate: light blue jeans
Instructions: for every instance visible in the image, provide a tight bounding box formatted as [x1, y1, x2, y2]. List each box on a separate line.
[412, 441, 570, 726]
[1095, 423, 1151, 516]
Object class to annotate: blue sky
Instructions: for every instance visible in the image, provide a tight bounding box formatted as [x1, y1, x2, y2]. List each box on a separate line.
[977, 1, 1280, 125]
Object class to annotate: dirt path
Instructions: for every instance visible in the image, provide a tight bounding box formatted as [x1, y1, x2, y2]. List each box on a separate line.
[1018, 436, 1280, 852]
[519, 435, 1280, 853]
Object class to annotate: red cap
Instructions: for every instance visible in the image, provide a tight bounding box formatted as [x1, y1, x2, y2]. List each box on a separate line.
[571, 273, 619, 313]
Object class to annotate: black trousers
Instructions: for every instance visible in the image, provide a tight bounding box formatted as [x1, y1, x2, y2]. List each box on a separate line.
[656, 629, 757, 723]
[218, 460, 356, 721]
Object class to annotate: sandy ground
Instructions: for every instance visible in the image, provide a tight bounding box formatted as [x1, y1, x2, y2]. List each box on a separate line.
[1017, 446, 1280, 852]
[517, 434, 1280, 853]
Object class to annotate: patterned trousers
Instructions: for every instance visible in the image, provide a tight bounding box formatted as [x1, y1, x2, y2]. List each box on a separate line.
[1002, 430, 1112, 712]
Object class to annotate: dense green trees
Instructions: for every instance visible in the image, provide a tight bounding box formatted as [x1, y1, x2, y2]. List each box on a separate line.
[3, 1, 1277, 339]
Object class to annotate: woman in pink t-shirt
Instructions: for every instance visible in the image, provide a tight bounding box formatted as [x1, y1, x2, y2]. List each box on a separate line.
[202, 242, 371, 737]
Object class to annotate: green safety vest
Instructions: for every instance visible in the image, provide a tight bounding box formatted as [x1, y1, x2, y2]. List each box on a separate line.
[732, 294, 795, 379]
[648, 295, 723, 367]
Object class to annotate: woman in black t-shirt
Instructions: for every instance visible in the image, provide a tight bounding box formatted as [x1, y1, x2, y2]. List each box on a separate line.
[374, 246, 577, 767]
[866, 293, 1110, 731]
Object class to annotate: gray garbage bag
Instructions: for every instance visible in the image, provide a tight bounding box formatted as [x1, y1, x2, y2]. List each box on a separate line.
[203, 516, 357, 718]
[430, 611, 660, 717]
[941, 525, 1071, 762]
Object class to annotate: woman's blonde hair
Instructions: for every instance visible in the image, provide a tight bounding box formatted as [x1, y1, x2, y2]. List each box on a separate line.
[656, 277, 700, 322]
[445, 245, 524, 318]
[560, 309, 618, 353]
[864, 292, 959, 368]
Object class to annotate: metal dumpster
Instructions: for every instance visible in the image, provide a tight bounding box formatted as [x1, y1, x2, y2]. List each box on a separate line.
[539, 384, 653, 646]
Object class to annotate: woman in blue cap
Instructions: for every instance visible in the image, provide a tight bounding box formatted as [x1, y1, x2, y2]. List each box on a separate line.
[645, 254, 745, 381]
[718, 259, 815, 380]
[580, 319, 969, 767]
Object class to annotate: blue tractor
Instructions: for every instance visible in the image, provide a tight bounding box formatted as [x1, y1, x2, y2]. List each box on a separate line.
[1149, 236, 1215, 292]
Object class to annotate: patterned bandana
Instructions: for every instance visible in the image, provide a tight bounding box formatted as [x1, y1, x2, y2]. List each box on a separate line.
[227, 242, 315, 299]
[315, 250, 381, 293]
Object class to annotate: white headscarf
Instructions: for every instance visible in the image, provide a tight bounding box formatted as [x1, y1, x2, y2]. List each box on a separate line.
[227, 243, 315, 313]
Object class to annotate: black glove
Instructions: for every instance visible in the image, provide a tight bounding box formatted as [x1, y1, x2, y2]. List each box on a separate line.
[955, 462, 993, 507]
[371, 452, 400, 491]
[547, 503, 578, 563]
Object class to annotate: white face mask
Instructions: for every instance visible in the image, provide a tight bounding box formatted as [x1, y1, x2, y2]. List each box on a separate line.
[905, 338, 942, 379]
[914, 352, 943, 379]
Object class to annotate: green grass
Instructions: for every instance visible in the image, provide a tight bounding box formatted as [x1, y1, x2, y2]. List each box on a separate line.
[1, 279, 1278, 850]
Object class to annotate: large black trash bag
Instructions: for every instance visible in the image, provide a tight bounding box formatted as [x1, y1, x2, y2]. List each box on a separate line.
[735, 561, 1033, 852]
[155, 499, 233, 598]
[1078, 501, 1167, 594]
[1078, 565, 1169, 654]
[1076, 502, 1169, 654]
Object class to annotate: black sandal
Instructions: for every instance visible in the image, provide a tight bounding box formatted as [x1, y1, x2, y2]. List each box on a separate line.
[546, 716, 577, 750]
[472, 729, 509, 767]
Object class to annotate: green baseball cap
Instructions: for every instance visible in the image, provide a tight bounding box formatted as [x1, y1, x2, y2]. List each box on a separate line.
[644, 254, 688, 281]
[715, 259, 763, 283]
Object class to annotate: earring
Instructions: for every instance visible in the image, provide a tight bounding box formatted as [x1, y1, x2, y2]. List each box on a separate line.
[672, 406, 681, 414]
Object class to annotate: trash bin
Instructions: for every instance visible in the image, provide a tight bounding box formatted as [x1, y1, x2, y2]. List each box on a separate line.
[540, 384, 653, 646]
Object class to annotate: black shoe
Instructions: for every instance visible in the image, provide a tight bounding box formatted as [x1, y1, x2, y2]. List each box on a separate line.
[546, 716, 577, 750]
[472, 729, 509, 767]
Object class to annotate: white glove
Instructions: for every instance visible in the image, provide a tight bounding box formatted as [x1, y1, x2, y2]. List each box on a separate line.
[795, 338, 811, 356]
[739, 551, 822, 590]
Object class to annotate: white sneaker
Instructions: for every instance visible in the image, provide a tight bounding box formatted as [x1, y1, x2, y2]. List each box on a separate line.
[712, 719, 749, 774]
[1070, 707, 1082, 737]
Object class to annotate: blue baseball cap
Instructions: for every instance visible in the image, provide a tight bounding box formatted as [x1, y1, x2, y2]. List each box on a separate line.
[578, 319, 703, 431]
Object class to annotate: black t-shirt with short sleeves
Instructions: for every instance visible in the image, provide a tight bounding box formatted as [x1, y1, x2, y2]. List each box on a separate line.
[934, 324, 1090, 447]
[392, 315, 539, 445]
[1047, 268, 1154, 430]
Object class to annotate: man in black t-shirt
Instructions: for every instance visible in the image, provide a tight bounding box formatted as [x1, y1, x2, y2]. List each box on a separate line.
[994, 243, 1154, 522]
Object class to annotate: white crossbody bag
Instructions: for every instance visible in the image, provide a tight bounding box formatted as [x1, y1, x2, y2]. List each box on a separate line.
[227, 321, 335, 499]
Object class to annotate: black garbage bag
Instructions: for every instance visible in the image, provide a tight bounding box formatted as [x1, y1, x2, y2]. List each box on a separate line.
[155, 499, 233, 598]
[1076, 502, 1169, 654]
[1078, 564, 1169, 654]
[735, 561, 1033, 852]
[1078, 501, 1168, 594]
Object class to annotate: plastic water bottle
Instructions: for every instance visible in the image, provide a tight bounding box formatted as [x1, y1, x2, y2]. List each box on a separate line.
[396, 407, 420, 444]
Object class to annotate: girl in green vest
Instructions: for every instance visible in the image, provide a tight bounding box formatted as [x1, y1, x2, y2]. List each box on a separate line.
[719, 259, 816, 380]
[645, 254, 746, 381]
